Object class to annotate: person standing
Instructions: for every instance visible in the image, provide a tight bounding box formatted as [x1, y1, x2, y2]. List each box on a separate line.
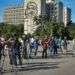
[53, 37, 58, 55]
[72, 39, 75, 55]
[0, 38, 3, 65]
[58, 37, 63, 54]
[8, 36, 15, 65]
[22, 35, 28, 59]
[13, 37, 22, 65]
[29, 36, 35, 58]
[41, 36, 49, 58]
[48, 36, 54, 55]
[61, 37, 67, 54]
[0, 35, 5, 57]
[34, 37, 39, 56]
[63, 37, 67, 54]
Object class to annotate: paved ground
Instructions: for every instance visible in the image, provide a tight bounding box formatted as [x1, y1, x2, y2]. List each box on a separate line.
[1, 42, 75, 75]
[2, 54, 75, 75]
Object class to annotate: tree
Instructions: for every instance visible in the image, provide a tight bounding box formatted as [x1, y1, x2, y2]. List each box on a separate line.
[34, 21, 60, 36]
[0, 23, 24, 38]
[34, 15, 70, 39]
[68, 25, 75, 39]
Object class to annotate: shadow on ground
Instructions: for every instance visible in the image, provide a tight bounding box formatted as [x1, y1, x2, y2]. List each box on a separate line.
[2, 61, 60, 74]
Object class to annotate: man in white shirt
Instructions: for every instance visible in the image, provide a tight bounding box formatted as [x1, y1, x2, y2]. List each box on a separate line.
[29, 36, 35, 58]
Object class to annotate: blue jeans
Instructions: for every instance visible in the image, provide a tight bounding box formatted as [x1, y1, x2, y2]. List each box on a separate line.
[12, 54, 17, 66]
[29, 45, 33, 57]
[49, 46, 54, 55]
[12, 48, 22, 66]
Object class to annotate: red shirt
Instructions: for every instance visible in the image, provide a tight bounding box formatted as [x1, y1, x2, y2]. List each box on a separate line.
[41, 38, 49, 49]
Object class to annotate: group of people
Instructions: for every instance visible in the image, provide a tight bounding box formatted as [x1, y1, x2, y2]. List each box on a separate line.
[0, 35, 22, 66]
[40, 35, 67, 58]
[0, 35, 68, 66]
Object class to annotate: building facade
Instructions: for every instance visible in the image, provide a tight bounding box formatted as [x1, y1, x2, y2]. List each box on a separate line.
[24, 0, 46, 34]
[3, 0, 71, 34]
[55, 1, 64, 23]
[24, 0, 46, 16]
[4, 6, 24, 25]
[46, 1, 64, 22]
[4, 0, 46, 34]
[46, 1, 55, 21]
[63, 7, 71, 27]
[46, 0, 56, 3]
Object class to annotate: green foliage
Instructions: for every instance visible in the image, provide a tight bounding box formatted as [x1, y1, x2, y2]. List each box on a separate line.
[34, 15, 71, 39]
[68, 24, 75, 39]
[0, 23, 24, 38]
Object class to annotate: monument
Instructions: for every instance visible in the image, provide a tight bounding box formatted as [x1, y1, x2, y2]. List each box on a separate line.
[24, 0, 46, 34]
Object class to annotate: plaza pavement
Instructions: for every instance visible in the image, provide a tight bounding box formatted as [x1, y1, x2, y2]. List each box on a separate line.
[1, 42, 75, 75]
[1, 54, 75, 75]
